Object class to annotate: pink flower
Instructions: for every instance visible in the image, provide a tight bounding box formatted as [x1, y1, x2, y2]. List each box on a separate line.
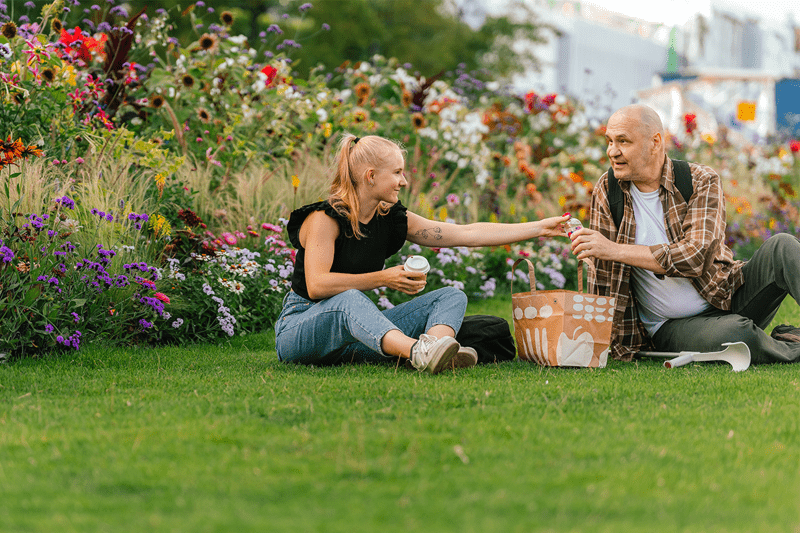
[262, 222, 282, 232]
[154, 292, 170, 304]
[221, 232, 237, 245]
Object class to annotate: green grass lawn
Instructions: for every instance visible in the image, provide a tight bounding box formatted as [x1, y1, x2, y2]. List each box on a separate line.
[2, 297, 800, 533]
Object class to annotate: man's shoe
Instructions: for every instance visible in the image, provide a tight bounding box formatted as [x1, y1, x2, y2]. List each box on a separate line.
[448, 346, 478, 370]
[410, 334, 459, 374]
[771, 324, 800, 343]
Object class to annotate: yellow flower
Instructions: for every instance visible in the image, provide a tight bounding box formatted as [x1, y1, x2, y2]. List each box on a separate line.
[578, 207, 588, 220]
[702, 133, 716, 145]
[520, 216, 528, 223]
[154, 173, 166, 197]
[62, 65, 77, 86]
[558, 195, 566, 207]
[509, 204, 516, 216]
[291, 174, 300, 189]
[769, 218, 777, 229]
[149, 214, 172, 238]
[438, 207, 448, 221]
[323, 122, 332, 138]
[489, 213, 498, 223]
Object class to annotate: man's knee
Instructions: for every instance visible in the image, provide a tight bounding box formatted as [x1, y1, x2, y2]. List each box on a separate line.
[764, 232, 800, 257]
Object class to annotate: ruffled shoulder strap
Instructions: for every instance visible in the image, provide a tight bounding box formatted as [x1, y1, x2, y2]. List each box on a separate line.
[287, 200, 349, 248]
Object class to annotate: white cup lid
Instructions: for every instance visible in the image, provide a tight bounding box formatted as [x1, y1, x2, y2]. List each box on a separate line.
[404, 255, 430, 273]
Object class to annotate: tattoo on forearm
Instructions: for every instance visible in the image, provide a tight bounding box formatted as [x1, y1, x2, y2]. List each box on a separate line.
[415, 226, 442, 241]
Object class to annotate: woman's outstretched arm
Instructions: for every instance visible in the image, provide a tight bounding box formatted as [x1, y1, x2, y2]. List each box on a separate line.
[406, 211, 571, 248]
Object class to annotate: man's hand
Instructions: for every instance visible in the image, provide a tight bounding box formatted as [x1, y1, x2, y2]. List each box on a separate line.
[568, 228, 666, 273]
[569, 228, 617, 262]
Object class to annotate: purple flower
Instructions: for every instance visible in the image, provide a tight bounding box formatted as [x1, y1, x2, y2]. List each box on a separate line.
[45, 324, 54, 333]
[322, 23, 330, 31]
[56, 335, 64, 343]
[72, 312, 81, 323]
[299, 3, 313, 12]
[139, 319, 153, 329]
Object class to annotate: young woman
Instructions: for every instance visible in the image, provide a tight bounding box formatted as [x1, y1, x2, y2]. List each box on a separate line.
[274, 134, 570, 374]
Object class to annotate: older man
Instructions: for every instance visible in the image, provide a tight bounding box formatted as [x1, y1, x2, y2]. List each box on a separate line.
[569, 104, 800, 363]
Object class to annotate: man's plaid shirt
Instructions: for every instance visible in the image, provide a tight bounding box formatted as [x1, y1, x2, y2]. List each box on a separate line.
[588, 157, 745, 361]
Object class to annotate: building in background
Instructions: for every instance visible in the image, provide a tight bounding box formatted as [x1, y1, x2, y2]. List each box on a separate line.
[502, 0, 800, 139]
[507, 1, 671, 119]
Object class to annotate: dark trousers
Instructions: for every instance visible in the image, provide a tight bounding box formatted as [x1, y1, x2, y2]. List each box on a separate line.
[652, 233, 800, 364]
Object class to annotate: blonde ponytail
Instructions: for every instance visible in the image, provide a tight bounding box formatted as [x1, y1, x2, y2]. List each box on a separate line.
[328, 133, 405, 239]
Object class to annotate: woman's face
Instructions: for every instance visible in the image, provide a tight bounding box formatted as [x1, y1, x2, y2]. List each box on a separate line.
[369, 149, 407, 204]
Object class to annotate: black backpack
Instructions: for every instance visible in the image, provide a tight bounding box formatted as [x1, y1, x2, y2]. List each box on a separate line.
[607, 159, 693, 228]
[456, 315, 516, 364]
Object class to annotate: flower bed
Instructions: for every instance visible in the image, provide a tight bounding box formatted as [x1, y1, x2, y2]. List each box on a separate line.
[2, 2, 800, 358]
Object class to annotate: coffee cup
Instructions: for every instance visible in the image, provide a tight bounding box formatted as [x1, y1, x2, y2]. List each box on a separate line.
[403, 255, 430, 275]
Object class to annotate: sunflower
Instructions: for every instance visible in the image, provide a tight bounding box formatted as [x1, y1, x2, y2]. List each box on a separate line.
[197, 108, 211, 123]
[401, 89, 412, 108]
[181, 73, 195, 88]
[150, 94, 165, 109]
[355, 82, 371, 105]
[41, 68, 56, 84]
[352, 108, 369, 123]
[411, 112, 426, 129]
[199, 33, 218, 52]
[220, 11, 234, 26]
[1, 22, 17, 40]
[51, 18, 63, 33]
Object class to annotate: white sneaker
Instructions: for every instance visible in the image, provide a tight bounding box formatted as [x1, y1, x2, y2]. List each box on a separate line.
[410, 334, 459, 374]
[449, 346, 478, 370]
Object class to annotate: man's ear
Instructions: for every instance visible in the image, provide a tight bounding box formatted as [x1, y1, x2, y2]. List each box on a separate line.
[651, 132, 663, 154]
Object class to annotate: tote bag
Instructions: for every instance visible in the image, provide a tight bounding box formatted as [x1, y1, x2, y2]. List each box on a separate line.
[511, 258, 613, 368]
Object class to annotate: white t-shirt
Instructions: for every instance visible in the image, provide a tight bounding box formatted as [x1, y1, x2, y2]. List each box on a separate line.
[629, 185, 711, 336]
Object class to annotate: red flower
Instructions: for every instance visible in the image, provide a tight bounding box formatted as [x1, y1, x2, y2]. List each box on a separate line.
[684, 113, 697, 134]
[261, 65, 278, 87]
[59, 27, 107, 65]
[154, 292, 170, 304]
[524, 91, 538, 113]
[790, 140, 800, 153]
[541, 93, 557, 107]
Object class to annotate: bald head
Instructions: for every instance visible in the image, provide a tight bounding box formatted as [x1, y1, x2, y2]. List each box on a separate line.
[605, 104, 666, 190]
[610, 104, 663, 138]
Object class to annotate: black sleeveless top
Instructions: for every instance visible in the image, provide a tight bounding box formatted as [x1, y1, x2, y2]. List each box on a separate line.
[287, 200, 408, 301]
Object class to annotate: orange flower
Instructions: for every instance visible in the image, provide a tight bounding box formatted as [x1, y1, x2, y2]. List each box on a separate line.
[355, 83, 371, 105]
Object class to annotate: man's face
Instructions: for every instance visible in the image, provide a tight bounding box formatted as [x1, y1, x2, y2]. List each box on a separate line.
[604, 112, 658, 187]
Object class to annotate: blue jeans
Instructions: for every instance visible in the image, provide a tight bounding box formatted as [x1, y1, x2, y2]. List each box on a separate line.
[274, 287, 468, 365]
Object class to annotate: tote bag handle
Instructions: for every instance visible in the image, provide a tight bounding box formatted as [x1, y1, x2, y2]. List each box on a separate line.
[511, 257, 595, 295]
